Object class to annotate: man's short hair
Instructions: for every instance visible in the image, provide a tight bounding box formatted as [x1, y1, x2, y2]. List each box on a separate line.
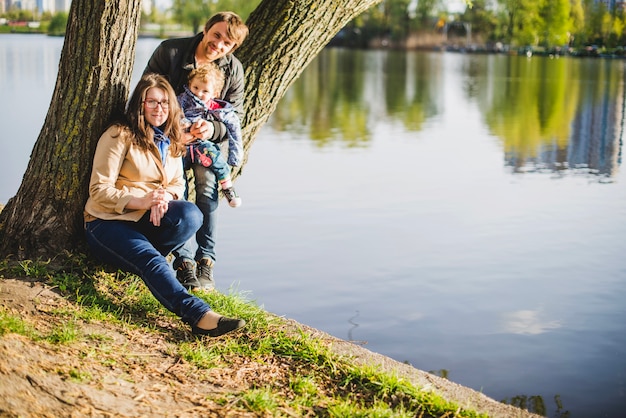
[204, 11, 249, 52]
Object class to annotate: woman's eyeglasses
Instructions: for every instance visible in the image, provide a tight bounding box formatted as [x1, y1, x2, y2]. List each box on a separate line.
[144, 99, 170, 109]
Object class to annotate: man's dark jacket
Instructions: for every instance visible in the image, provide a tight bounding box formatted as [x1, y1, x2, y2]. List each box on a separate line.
[144, 33, 245, 142]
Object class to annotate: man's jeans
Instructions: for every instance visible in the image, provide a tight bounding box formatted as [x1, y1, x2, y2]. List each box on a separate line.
[174, 161, 220, 263]
[85, 200, 210, 327]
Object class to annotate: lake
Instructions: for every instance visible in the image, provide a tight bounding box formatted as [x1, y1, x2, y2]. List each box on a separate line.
[1, 34, 625, 417]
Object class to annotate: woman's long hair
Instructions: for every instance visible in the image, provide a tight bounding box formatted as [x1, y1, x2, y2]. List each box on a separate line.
[125, 73, 186, 157]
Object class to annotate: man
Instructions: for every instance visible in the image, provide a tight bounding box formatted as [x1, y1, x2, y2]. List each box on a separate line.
[144, 11, 249, 291]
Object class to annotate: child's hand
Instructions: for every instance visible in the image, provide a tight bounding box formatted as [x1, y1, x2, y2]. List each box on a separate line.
[180, 118, 192, 132]
[182, 131, 196, 144]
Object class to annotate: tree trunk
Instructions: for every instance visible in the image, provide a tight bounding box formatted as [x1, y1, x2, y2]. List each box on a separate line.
[0, 0, 142, 258]
[0, 0, 381, 259]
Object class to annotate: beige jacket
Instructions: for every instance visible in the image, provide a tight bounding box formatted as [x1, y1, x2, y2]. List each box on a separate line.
[84, 125, 186, 223]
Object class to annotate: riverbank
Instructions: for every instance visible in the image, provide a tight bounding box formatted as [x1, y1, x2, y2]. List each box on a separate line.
[0, 273, 541, 417]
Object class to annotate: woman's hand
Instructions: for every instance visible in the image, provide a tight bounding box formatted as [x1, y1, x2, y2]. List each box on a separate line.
[125, 188, 173, 226]
[148, 188, 172, 226]
[189, 119, 215, 141]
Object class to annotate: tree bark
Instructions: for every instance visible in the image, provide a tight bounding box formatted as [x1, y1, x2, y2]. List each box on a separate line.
[0, 0, 381, 259]
[0, 0, 142, 258]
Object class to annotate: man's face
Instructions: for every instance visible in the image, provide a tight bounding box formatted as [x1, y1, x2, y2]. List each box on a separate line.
[199, 21, 236, 62]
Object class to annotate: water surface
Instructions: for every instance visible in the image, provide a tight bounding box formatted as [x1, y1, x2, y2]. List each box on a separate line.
[1, 35, 625, 417]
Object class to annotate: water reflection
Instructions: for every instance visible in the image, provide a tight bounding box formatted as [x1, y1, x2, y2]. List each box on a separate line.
[480, 56, 624, 178]
[270, 49, 444, 147]
[500, 310, 561, 335]
[269, 50, 623, 179]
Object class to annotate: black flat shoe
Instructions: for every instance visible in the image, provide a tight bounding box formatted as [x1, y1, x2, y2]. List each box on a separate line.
[192, 316, 246, 337]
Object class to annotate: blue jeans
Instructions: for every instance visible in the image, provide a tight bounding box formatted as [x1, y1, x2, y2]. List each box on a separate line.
[85, 200, 210, 327]
[174, 161, 220, 263]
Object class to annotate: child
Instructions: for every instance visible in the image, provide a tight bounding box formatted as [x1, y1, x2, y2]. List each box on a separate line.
[178, 64, 243, 208]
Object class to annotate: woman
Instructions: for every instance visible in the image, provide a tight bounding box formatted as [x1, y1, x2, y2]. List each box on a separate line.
[84, 73, 245, 337]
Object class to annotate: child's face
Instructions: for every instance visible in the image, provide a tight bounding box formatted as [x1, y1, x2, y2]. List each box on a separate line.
[189, 78, 218, 104]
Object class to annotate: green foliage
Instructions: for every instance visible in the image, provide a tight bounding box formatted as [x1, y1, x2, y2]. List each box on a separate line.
[47, 12, 68, 36]
[171, 0, 211, 34]
[496, 0, 626, 48]
[462, 0, 498, 41]
[338, 0, 626, 49]
[169, 0, 262, 34]
[539, 0, 571, 47]
[2, 7, 38, 21]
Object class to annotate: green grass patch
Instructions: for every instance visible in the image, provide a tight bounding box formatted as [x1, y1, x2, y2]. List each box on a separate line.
[0, 255, 489, 417]
[0, 308, 32, 337]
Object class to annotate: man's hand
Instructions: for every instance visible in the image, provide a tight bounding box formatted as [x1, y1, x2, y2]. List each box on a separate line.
[189, 119, 215, 141]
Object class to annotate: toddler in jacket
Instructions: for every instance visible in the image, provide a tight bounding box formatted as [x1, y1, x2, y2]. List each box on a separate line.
[178, 64, 243, 208]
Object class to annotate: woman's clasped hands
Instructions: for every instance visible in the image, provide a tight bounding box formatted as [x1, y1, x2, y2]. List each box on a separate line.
[149, 187, 172, 226]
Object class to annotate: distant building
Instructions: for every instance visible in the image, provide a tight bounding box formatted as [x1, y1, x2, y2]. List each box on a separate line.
[2, 0, 60, 14]
[55, 0, 71, 13]
[3, 0, 159, 14]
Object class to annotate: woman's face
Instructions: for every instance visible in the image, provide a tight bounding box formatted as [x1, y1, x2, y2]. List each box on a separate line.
[143, 87, 169, 127]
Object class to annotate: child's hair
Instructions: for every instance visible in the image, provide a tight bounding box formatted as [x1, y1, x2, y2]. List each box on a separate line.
[188, 64, 226, 97]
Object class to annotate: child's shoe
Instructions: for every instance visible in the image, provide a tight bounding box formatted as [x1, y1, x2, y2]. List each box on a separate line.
[223, 187, 242, 208]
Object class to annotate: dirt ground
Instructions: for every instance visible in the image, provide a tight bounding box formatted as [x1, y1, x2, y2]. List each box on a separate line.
[0, 277, 543, 418]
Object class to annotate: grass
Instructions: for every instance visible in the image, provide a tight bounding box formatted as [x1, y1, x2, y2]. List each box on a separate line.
[0, 253, 489, 417]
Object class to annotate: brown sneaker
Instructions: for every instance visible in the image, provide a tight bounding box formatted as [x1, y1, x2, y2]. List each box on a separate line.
[196, 258, 215, 291]
[175, 260, 200, 291]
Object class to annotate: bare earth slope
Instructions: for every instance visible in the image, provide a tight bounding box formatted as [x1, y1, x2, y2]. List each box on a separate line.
[0, 277, 542, 418]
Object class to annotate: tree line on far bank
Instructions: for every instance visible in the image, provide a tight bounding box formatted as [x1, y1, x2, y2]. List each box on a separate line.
[341, 0, 626, 52]
[3, 0, 625, 52]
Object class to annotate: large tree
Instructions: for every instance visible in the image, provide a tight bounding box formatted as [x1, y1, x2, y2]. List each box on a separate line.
[497, 0, 536, 45]
[538, 0, 570, 47]
[0, 0, 382, 259]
